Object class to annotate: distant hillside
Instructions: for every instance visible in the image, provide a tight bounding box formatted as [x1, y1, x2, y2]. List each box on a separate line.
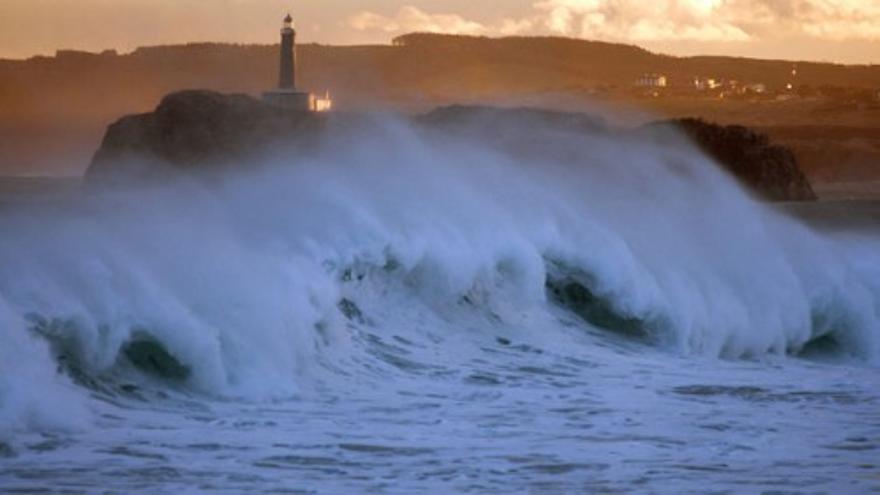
[389, 33, 880, 91]
[1, 33, 879, 175]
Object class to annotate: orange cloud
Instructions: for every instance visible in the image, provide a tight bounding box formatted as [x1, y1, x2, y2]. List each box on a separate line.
[348, 6, 488, 36]
[533, 0, 751, 42]
[1, 1, 877, 63]
[349, 0, 880, 45]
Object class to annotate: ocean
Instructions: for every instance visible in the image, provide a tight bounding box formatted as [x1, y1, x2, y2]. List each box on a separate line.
[1, 117, 878, 493]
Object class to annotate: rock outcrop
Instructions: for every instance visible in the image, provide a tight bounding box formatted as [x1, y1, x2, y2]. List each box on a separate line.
[642, 118, 816, 201]
[87, 91, 816, 201]
[417, 106, 816, 201]
[86, 90, 326, 185]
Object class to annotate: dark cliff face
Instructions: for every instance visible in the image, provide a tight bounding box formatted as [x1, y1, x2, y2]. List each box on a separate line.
[86, 90, 816, 201]
[86, 90, 326, 185]
[417, 106, 815, 201]
[639, 119, 817, 201]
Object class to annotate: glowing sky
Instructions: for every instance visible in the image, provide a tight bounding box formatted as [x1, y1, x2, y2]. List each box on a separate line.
[1, 0, 878, 63]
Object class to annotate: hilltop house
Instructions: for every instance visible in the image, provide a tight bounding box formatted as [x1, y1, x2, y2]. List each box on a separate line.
[693, 77, 722, 91]
[743, 83, 767, 94]
[636, 73, 668, 88]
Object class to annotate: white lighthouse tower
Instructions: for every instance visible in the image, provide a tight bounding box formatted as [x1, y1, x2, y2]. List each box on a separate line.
[263, 13, 332, 111]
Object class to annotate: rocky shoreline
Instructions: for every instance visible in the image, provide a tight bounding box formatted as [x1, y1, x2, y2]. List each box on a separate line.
[87, 90, 816, 201]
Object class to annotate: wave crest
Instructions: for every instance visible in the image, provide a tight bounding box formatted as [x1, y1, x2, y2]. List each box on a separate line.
[1, 114, 878, 433]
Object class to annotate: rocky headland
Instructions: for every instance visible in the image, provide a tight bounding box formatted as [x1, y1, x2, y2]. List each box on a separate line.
[86, 90, 816, 201]
[86, 91, 328, 184]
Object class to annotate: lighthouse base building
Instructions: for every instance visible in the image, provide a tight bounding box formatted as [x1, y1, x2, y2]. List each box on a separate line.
[263, 89, 315, 111]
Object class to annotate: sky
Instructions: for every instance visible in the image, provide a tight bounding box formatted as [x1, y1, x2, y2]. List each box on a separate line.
[1, 0, 878, 64]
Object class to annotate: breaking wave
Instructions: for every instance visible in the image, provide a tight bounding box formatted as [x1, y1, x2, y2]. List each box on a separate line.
[1, 114, 878, 434]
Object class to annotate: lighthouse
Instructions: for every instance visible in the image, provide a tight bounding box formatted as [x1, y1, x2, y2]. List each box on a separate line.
[278, 14, 296, 89]
[263, 13, 332, 111]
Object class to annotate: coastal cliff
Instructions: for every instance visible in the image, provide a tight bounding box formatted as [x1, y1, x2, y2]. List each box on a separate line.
[86, 91, 326, 184]
[87, 90, 816, 200]
[641, 118, 816, 201]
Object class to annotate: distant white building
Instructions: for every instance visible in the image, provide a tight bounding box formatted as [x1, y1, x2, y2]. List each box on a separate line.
[744, 83, 767, 94]
[314, 91, 333, 112]
[636, 73, 668, 88]
[693, 77, 722, 91]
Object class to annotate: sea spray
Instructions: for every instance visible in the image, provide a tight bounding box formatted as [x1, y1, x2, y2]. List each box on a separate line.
[0, 112, 878, 436]
[0, 298, 88, 436]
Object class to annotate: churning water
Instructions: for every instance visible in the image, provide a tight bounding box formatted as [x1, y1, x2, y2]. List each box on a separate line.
[1, 115, 879, 493]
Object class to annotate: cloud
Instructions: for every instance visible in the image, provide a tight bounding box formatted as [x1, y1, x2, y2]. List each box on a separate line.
[535, 0, 880, 42]
[792, 0, 880, 41]
[349, 0, 880, 45]
[533, 0, 751, 42]
[348, 6, 488, 36]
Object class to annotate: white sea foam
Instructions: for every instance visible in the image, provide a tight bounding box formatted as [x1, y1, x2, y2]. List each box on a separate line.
[0, 114, 878, 435]
[0, 298, 88, 437]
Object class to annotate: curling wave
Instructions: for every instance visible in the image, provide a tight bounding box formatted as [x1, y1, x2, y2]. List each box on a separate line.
[1, 113, 878, 434]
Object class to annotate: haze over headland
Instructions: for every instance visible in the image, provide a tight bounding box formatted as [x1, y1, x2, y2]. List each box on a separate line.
[3, 2, 878, 181]
[2, 33, 878, 184]
[1, 0, 879, 64]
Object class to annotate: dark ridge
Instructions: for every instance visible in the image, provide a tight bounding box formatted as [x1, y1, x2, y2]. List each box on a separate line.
[86, 90, 327, 186]
[3, 32, 878, 176]
[85, 90, 816, 201]
[640, 118, 817, 201]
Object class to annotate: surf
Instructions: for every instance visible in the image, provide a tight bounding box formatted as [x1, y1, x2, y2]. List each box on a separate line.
[1, 113, 878, 436]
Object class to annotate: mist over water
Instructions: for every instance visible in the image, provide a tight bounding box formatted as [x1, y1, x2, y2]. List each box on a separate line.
[1, 114, 879, 492]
